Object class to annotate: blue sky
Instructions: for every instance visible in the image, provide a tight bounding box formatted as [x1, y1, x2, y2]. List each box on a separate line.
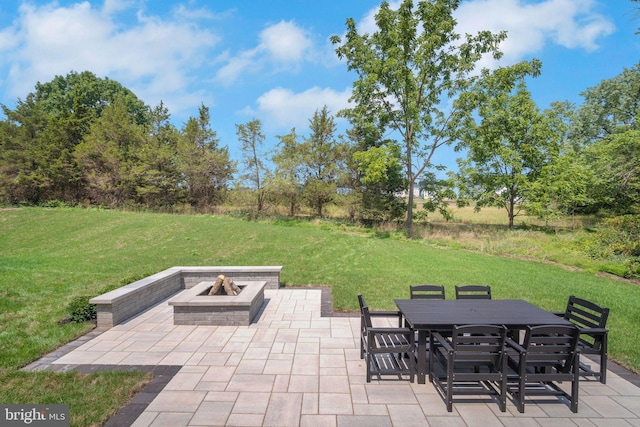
[0, 0, 638, 171]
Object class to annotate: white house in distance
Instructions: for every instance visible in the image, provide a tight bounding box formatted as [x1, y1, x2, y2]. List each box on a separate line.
[395, 183, 430, 199]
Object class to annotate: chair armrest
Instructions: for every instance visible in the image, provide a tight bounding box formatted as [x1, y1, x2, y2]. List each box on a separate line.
[578, 327, 608, 337]
[431, 332, 453, 352]
[505, 337, 526, 374]
[368, 310, 404, 327]
[505, 337, 525, 354]
[368, 310, 402, 318]
[368, 327, 412, 335]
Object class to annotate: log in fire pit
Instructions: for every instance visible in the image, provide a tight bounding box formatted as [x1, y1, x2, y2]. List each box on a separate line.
[205, 274, 241, 296]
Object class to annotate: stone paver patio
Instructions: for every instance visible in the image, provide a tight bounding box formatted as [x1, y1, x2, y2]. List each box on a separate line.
[26, 288, 640, 426]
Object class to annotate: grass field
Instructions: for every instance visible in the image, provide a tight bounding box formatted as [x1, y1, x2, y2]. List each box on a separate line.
[1, 207, 638, 425]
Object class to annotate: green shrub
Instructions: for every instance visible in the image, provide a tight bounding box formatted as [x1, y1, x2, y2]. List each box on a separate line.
[67, 296, 96, 323]
[39, 200, 74, 208]
[624, 257, 640, 279]
[589, 215, 640, 278]
[595, 215, 640, 257]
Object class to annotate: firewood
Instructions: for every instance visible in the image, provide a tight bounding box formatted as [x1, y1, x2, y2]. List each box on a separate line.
[223, 276, 240, 296]
[209, 275, 225, 295]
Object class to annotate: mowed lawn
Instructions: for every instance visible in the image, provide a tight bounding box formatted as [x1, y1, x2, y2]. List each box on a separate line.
[1, 207, 639, 424]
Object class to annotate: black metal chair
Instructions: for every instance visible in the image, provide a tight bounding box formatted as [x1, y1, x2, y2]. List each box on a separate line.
[506, 324, 581, 413]
[357, 294, 415, 382]
[555, 295, 609, 383]
[410, 284, 446, 300]
[430, 324, 508, 412]
[455, 285, 492, 300]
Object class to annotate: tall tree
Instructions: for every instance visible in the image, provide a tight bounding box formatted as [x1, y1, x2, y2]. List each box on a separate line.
[455, 60, 561, 229]
[178, 104, 235, 210]
[0, 71, 149, 205]
[527, 151, 595, 228]
[34, 70, 148, 127]
[347, 125, 406, 221]
[270, 128, 303, 216]
[526, 101, 595, 226]
[331, 0, 505, 236]
[560, 64, 640, 215]
[236, 119, 269, 212]
[299, 106, 345, 216]
[0, 96, 49, 204]
[0, 94, 86, 204]
[133, 102, 182, 208]
[569, 63, 640, 147]
[583, 130, 640, 215]
[74, 97, 144, 207]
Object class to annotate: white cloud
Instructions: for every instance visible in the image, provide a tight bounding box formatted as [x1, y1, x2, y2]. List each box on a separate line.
[455, 0, 616, 66]
[216, 49, 259, 86]
[351, 0, 614, 70]
[243, 86, 352, 131]
[215, 20, 314, 86]
[102, 0, 137, 15]
[259, 20, 312, 63]
[0, 2, 219, 118]
[0, 21, 20, 52]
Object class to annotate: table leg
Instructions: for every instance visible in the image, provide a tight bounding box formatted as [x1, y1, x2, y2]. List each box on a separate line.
[417, 329, 427, 384]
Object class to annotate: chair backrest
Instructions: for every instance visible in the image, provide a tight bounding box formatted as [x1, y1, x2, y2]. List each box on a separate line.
[521, 325, 580, 373]
[357, 294, 366, 312]
[563, 295, 609, 351]
[450, 324, 507, 367]
[410, 284, 445, 300]
[357, 294, 373, 329]
[455, 285, 492, 300]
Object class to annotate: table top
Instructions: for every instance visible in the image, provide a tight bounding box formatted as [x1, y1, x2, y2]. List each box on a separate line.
[395, 299, 572, 330]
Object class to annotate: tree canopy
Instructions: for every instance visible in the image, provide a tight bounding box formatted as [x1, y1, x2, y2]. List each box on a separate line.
[0, 72, 235, 210]
[455, 60, 562, 228]
[331, 0, 506, 236]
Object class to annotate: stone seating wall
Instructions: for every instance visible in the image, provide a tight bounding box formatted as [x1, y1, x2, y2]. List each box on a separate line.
[90, 266, 282, 327]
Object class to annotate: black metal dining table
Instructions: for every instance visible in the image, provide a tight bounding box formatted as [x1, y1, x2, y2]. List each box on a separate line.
[394, 299, 573, 384]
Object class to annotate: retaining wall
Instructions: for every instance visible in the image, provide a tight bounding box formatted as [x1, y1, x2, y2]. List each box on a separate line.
[90, 266, 282, 327]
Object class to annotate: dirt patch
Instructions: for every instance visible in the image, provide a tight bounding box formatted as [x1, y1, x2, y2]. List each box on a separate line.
[496, 251, 640, 286]
[462, 249, 585, 272]
[596, 271, 640, 286]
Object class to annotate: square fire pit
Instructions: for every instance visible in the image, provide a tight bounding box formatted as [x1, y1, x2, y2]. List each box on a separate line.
[168, 280, 266, 326]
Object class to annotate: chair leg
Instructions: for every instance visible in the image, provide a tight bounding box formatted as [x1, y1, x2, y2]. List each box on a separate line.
[517, 372, 526, 413]
[571, 355, 580, 413]
[600, 334, 608, 384]
[446, 355, 453, 412]
[409, 351, 415, 383]
[499, 379, 506, 412]
[600, 357, 607, 384]
[499, 357, 507, 412]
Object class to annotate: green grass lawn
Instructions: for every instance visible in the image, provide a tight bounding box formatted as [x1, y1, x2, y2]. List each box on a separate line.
[1, 207, 639, 425]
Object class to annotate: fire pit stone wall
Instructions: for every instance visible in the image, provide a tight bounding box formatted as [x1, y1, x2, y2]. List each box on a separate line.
[168, 280, 266, 326]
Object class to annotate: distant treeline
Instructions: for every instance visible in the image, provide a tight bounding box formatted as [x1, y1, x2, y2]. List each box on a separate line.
[1, 65, 639, 228]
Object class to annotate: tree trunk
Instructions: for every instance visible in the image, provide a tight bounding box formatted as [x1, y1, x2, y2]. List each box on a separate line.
[407, 183, 414, 237]
[406, 137, 414, 238]
[508, 196, 515, 230]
